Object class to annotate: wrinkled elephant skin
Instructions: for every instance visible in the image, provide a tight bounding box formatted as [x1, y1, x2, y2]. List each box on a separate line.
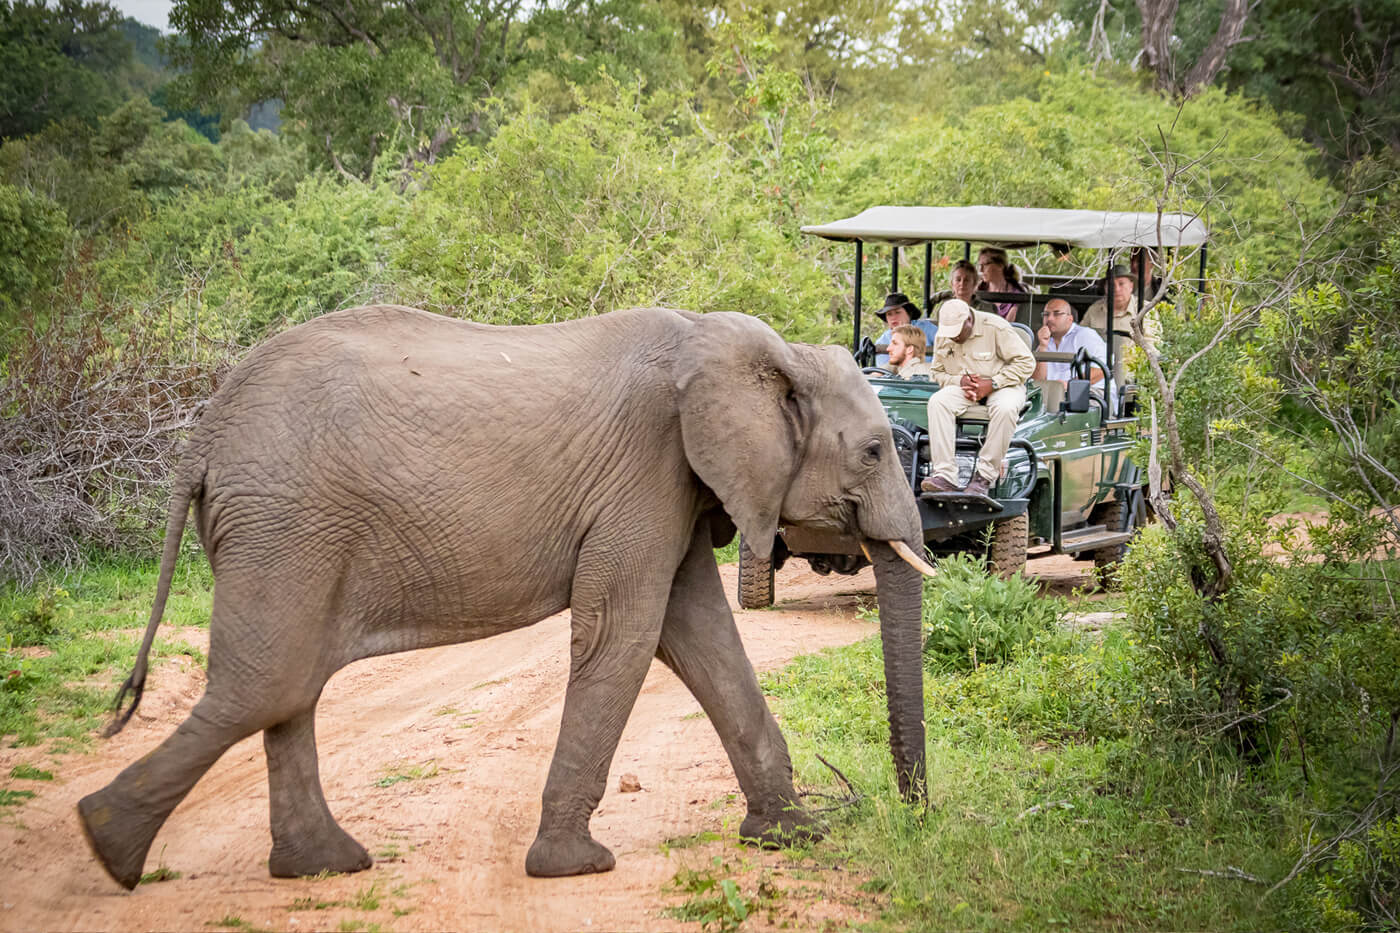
[78, 305, 926, 889]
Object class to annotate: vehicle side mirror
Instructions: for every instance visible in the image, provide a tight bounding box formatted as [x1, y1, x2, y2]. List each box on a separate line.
[1062, 379, 1092, 413]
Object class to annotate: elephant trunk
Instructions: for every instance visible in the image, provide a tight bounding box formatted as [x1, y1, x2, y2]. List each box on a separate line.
[870, 539, 927, 803]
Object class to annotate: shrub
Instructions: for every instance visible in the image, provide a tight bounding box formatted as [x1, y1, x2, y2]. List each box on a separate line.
[2, 587, 69, 647]
[1120, 511, 1399, 758]
[0, 182, 67, 337]
[920, 553, 1066, 672]
[0, 296, 230, 585]
[1294, 814, 1400, 932]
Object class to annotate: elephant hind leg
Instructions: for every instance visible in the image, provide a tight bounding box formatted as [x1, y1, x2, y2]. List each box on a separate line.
[78, 698, 262, 890]
[264, 705, 371, 878]
[525, 530, 674, 878]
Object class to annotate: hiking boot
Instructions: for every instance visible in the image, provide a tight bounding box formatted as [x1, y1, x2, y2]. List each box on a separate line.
[963, 476, 992, 497]
[920, 475, 960, 494]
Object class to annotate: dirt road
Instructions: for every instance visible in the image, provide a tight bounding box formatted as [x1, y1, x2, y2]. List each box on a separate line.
[0, 556, 1092, 933]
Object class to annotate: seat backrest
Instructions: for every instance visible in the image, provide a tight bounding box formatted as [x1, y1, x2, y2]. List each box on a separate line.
[1011, 321, 1035, 351]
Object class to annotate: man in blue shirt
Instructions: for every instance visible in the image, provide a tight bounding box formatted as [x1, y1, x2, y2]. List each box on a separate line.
[873, 292, 938, 367]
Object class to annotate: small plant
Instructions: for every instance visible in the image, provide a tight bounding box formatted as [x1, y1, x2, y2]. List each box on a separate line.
[0, 788, 37, 807]
[349, 884, 381, 911]
[373, 759, 439, 787]
[206, 916, 273, 932]
[664, 858, 778, 932]
[3, 587, 70, 647]
[920, 554, 1065, 672]
[138, 845, 180, 884]
[660, 829, 723, 852]
[9, 763, 53, 780]
[139, 865, 182, 884]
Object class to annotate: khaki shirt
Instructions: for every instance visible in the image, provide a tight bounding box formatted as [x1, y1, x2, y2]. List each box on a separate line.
[1082, 297, 1159, 345]
[895, 359, 936, 380]
[1082, 297, 1158, 385]
[930, 310, 1035, 390]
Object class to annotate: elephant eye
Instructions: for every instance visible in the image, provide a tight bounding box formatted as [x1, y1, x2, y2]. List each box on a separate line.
[862, 441, 883, 465]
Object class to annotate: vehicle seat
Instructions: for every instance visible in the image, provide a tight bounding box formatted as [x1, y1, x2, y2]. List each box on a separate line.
[1011, 321, 1035, 351]
[1032, 378, 1066, 412]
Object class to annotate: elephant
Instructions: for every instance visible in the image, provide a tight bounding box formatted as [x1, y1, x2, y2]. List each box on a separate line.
[77, 304, 933, 890]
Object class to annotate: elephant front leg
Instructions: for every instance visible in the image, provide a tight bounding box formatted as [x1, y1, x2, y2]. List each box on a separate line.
[525, 539, 670, 878]
[656, 524, 822, 848]
[264, 706, 372, 878]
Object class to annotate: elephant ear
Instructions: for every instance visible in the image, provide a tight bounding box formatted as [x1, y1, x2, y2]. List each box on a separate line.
[675, 313, 807, 561]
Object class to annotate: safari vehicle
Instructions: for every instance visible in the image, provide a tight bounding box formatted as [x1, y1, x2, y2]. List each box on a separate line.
[737, 205, 1210, 608]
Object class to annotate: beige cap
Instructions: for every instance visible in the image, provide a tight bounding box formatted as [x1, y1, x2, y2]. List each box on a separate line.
[938, 299, 973, 332]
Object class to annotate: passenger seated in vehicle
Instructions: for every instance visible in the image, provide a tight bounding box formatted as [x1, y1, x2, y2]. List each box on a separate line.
[1033, 298, 1106, 388]
[873, 292, 938, 366]
[975, 247, 1032, 324]
[887, 325, 935, 379]
[930, 260, 996, 314]
[920, 299, 1036, 498]
[1081, 264, 1159, 385]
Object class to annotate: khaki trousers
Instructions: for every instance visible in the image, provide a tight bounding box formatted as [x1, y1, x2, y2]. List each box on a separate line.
[927, 384, 1026, 484]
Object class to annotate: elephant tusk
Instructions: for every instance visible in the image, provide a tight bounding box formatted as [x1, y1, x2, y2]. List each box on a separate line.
[860, 541, 875, 563]
[889, 540, 939, 578]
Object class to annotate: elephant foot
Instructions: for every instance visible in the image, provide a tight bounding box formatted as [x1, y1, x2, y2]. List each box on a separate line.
[739, 803, 825, 849]
[269, 826, 372, 879]
[78, 788, 157, 891]
[525, 831, 616, 877]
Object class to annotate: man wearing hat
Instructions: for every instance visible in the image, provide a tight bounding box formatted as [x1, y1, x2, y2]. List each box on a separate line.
[920, 299, 1035, 497]
[1081, 264, 1159, 387]
[873, 292, 938, 367]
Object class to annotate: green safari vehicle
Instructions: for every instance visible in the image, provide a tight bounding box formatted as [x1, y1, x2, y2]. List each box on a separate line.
[737, 205, 1210, 608]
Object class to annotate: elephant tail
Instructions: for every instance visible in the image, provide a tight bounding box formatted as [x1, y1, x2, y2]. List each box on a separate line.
[103, 466, 202, 737]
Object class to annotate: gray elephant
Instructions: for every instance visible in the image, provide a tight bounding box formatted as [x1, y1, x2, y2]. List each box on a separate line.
[78, 305, 932, 890]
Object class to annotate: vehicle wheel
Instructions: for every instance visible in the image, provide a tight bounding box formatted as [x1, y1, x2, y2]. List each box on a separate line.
[737, 536, 775, 609]
[987, 512, 1028, 578]
[1089, 498, 1131, 587]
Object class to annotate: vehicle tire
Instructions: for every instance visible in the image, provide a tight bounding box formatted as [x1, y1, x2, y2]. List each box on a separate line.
[737, 536, 775, 609]
[1089, 497, 1131, 587]
[987, 512, 1028, 578]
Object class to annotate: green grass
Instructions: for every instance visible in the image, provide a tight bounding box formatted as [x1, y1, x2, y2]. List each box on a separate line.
[372, 760, 440, 787]
[761, 629, 1292, 931]
[713, 540, 741, 565]
[9, 763, 53, 780]
[1, 554, 213, 746]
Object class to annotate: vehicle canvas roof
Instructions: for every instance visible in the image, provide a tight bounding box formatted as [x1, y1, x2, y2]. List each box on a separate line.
[800, 205, 1209, 250]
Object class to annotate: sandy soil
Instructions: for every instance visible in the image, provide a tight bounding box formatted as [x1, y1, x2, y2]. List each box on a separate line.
[0, 555, 1094, 933]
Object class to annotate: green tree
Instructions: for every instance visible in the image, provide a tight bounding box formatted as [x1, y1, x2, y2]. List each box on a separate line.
[0, 180, 66, 339]
[0, 0, 132, 139]
[166, 0, 688, 176]
[1227, 0, 1400, 164]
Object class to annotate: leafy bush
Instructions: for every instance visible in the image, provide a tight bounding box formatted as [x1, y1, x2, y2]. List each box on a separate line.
[1294, 814, 1400, 932]
[2, 587, 70, 647]
[1120, 512, 1399, 757]
[0, 181, 67, 336]
[921, 554, 1066, 672]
